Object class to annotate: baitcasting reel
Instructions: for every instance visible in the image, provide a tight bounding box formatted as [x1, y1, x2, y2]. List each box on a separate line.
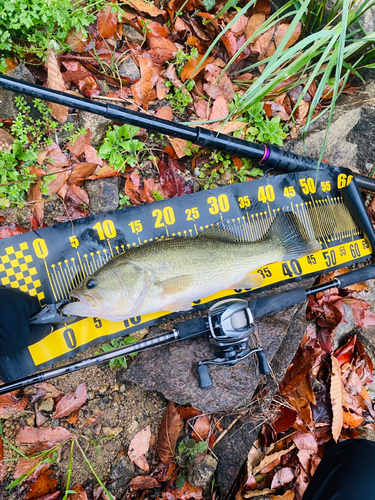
[197, 299, 271, 389]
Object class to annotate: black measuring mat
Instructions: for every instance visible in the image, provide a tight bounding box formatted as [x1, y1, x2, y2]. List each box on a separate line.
[0, 166, 371, 382]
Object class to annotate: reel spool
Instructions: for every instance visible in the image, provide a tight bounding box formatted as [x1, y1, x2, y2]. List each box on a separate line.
[197, 299, 270, 389]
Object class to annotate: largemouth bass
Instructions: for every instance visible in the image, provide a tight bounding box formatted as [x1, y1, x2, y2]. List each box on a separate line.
[62, 211, 321, 322]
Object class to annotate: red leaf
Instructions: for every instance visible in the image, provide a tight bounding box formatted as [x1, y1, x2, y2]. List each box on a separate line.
[222, 32, 237, 59]
[26, 470, 57, 500]
[32, 492, 61, 500]
[66, 184, 90, 207]
[69, 163, 98, 186]
[35, 404, 48, 428]
[191, 415, 210, 442]
[176, 406, 202, 420]
[0, 224, 29, 239]
[128, 475, 159, 490]
[45, 142, 70, 170]
[335, 335, 356, 366]
[209, 95, 229, 124]
[270, 467, 294, 489]
[67, 130, 93, 157]
[97, 4, 118, 38]
[0, 392, 28, 416]
[62, 61, 100, 98]
[271, 406, 297, 434]
[68, 484, 88, 500]
[0, 432, 6, 483]
[169, 481, 203, 500]
[263, 101, 290, 121]
[86, 411, 102, 425]
[25, 382, 62, 405]
[140, 19, 169, 37]
[159, 154, 194, 198]
[84, 144, 103, 165]
[125, 171, 142, 205]
[128, 425, 151, 462]
[53, 383, 87, 419]
[17, 426, 73, 445]
[157, 401, 183, 464]
[291, 431, 318, 452]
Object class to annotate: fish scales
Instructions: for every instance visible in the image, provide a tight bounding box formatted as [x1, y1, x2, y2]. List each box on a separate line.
[62, 212, 321, 322]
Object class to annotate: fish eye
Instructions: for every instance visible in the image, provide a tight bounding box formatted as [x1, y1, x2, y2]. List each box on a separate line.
[86, 278, 97, 290]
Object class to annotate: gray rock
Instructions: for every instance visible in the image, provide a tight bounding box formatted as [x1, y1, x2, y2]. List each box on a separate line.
[187, 455, 217, 495]
[84, 177, 119, 214]
[333, 303, 356, 351]
[0, 64, 37, 121]
[123, 24, 144, 45]
[76, 110, 112, 147]
[98, 79, 111, 96]
[119, 58, 141, 80]
[108, 454, 135, 495]
[284, 81, 375, 176]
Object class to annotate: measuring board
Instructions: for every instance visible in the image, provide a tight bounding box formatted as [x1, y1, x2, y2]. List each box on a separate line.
[0, 166, 371, 382]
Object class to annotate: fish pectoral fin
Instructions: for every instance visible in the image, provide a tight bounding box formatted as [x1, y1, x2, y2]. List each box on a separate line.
[158, 275, 194, 295]
[162, 298, 193, 313]
[231, 272, 264, 290]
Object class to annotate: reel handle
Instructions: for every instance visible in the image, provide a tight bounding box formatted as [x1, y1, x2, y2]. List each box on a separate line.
[197, 364, 213, 389]
[256, 349, 271, 375]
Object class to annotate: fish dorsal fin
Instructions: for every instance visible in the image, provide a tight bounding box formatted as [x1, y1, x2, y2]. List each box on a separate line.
[199, 221, 240, 242]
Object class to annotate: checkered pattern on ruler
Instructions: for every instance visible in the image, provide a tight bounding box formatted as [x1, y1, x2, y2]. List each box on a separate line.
[0, 242, 45, 300]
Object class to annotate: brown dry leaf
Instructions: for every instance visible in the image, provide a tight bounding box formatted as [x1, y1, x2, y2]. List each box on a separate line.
[67, 130, 92, 157]
[231, 15, 248, 36]
[194, 99, 210, 120]
[331, 355, 343, 442]
[148, 36, 178, 54]
[156, 76, 169, 99]
[137, 53, 159, 109]
[25, 382, 62, 405]
[155, 106, 173, 121]
[253, 445, 295, 474]
[181, 54, 212, 82]
[27, 470, 57, 500]
[14, 458, 49, 481]
[66, 410, 80, 425]
[0, 392, 28, 416]
[164, 63, 184, 90]
[53, 383, 87, 419]
[66, 184, 90, 206]
[157, 401, 184, 464]
[211, 122, 246, 134]
[298, 100, 309, 121]
[45, 48, 68, 124]
[68, 484, 87, 500]
[253, 23, 301, 60]
[169, 137, 188, 158]
[48, 171, 70, 195]
[28, 174, 44, 229]
[129, 475, 159, 490]
[134, 454, 150, 472]
[65, 28, 86, 53]
[342, 409, 363, 428]
[97, 4, 118, 38]
[169, 480, 203, 500]
[17, 426, 73, 445]
[69, 163, 98, 186]
[246, 13, 266, 41]
[244, 489, 275, 498]
[128, 425, 151, 462]
[125, 171, 142, 205]
[263, 102, 290, 121]
[269, 491, 295, 500]
[209, 95, 228, 123]
[205, 64, 235, 103]
[32, 493, 61, 500]
[291, 431, 318, 452]
[126, 0, 165, 17]
[280, 344, 322, 395]
[35, 404, 48, 428]
[191, 415, 210, 442]
[0, 128, 14, 152]
[0, 432, 6, 483]
[271, 467, 294, 489]
[45, 142, 70, 170]
[86, 411, 102, 425]
[222, 31, 237, 59]
[84, 144, 103, 166]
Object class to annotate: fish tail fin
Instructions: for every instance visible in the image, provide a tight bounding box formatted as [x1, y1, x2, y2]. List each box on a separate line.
[265, 211, 321, 259]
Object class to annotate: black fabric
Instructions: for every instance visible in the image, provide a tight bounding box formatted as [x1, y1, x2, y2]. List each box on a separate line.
[0, 288, 51, 357]
[303, 439, 375, 500]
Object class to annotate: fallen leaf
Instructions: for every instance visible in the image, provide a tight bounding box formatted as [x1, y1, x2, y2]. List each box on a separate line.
[48, 171, 70, 196]
[280, 344, 323, 395]
[125, 171, 142, 205]
[0, 127, 14, 152]
[28, 174, 44, 229]
[156, 106, 173, 121]
[342, 409, 363, 428]
[27, 470, 57, 500]
[169, 480, 203, 500]
[253, 23, 301, 60]
[209, 95, 229, 124]
[86, 411, 102, 425]
[148, 36, 178, 54]
[128, 425, 151, 462]
[66, 184, 90, 207]
[126, 0, 166, 17]
[271, 406, 297, 434]
[65, 28, 86, 53]
[32, 492, 61, 500]
[68, 484, 88, 500]
[134, 454, 149, 472]
[331, 355, 343, 442]
[128, 475, 159, 490]
[204, 63, 235, 103]
[181, 54, 212, 82]
[157, 401, 184, 464]
[244, 490, 275, 498]
[269, 490, 295, 500]
[62, 61, 100, 98]
[0, 224, 29, 239]
[291, 431, 318, 452]
[270, 467, 294, 489]
[169, 137, 188, 158]
[97, 4, 118, 38]
[53, 383, 87, 419]
[231, 15, 248, 36]
[69, 163, 98, 186]
[263, 102, 290, 121]
[211, 121, 246, 134]
[83, 144, 103, 165]
[159, 154, 194, 198]
[17, 426, 73, 445]
[45, 142, 70, 170]
[67, 130, 93, 157]
[46, 48, 68, 123]
[246, 13, 266, 41]
[0, 392, 28, 416]
[35, 404, 48, 428]
[335, 335, 357, 366]
[142, 19, 169, 37]
[222, 31, 237, 59]
[254, 445, 295, 474]
[137, 53, 158, 109]
[67, 410, 81, 425]
[0, 433, 6, 482]
[164, 63, 184, 90]
[175, 407, 202, 420]
[191, 415, 210, 442]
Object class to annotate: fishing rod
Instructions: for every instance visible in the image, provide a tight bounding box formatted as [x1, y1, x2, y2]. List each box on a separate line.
[1, 74, 375, 193]
[0, 263, 374, 395]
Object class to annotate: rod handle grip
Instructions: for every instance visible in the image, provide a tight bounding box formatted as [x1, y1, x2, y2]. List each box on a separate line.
[197, 364, 213, 389]
[337, 265, 375, 288]
[256, 349, 271, 375]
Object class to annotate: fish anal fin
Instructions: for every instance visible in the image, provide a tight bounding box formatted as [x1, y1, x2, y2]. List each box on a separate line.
[158, 275, 194, 295]
[232, 272, 264, 290]
[162, 299, 193, 313]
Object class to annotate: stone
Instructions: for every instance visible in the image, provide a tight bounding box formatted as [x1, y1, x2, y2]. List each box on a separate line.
[39, 398, 54, 412]
[122, 24, 144, 45]
[0, 64, 36, 121]
[119, 58, 141, 80]
[333, 303, 355, 351]
[108, 454, 136, 496]
[187, 455, 217, 495]
[76, 110, 112, 147]
[84, 177, 119, 214]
